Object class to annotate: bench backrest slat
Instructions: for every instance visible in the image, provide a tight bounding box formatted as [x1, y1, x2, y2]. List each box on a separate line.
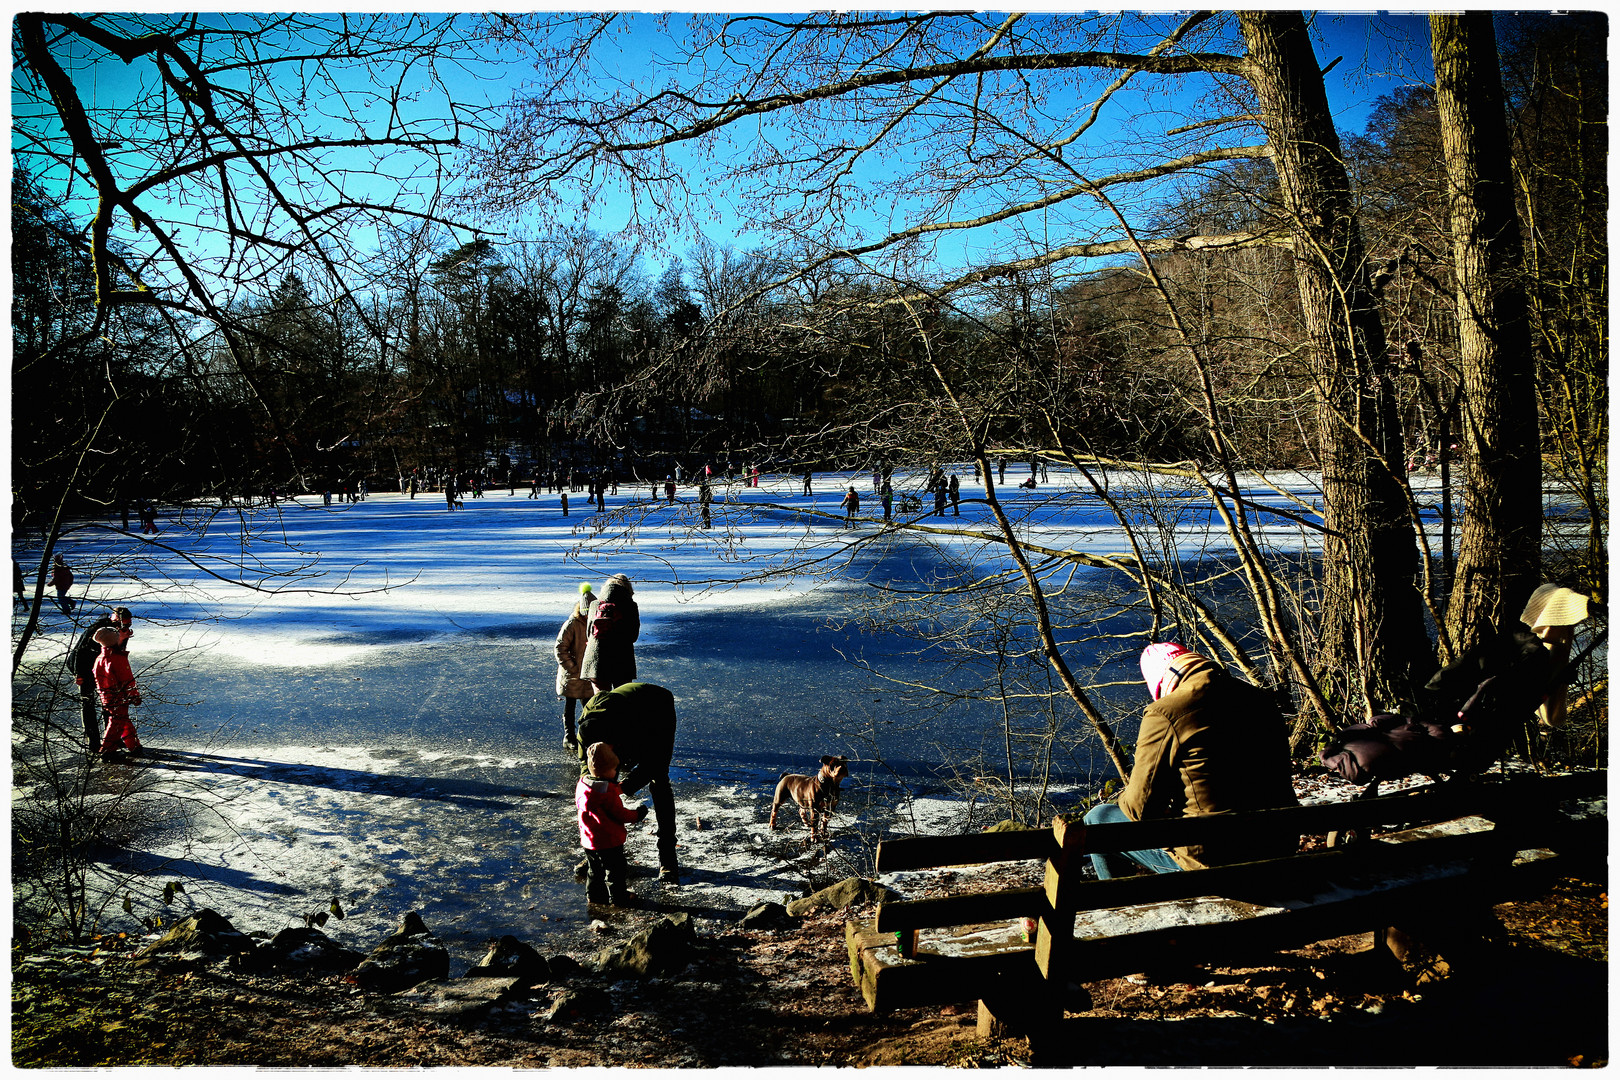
[1062, 771, 1603, 856]
[1048, 817, 1512, 916]
[875, 827, 1055, 873]
[875, 886, 1045, 933]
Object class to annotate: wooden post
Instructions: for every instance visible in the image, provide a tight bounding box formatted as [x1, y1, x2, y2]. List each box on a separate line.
[1035, 817, 1086, 987]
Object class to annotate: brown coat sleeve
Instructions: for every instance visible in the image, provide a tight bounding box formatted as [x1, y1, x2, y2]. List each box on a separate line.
[1118, 700, 1179, 823]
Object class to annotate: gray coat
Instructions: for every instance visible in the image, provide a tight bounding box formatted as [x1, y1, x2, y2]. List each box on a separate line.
[579, 577, 640, 688]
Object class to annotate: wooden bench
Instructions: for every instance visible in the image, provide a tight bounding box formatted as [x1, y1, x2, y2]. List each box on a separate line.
[846, 771, 1605, 1052]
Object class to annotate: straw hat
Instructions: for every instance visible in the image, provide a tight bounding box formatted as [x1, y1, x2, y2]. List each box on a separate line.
[1520, 584, 1590, 632]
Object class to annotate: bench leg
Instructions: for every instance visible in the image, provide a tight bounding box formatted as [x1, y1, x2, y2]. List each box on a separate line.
[978, 992, 1063, 1064]
[1384, 906, 1504, 985]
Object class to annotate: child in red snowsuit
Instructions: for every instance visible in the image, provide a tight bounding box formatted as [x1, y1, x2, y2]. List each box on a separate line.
[93, 623, 144, 758]
[575, 742, 647, 906]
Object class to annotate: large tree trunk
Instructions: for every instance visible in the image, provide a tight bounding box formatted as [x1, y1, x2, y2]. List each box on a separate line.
[1237, 11, 1433, 725]
[1429, 12, 1542, 654]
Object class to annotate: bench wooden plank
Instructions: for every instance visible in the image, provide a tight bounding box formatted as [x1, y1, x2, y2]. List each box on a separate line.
[1053, 862, 1519, 984]
[846, 916, 1038, 1012]
[1041, 814, 1507, 915]
[875, 828, 1055, 873]
[875, 886, 1045, 933]
[1060, 770, 1604, 856]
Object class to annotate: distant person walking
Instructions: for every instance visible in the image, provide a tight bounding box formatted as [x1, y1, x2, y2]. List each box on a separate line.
[839, 486, 860, 526]
[880, 480, 893, 522]
[48, 554, 75, 615]
[93, 614, 145, 759]
[949, 473, 960, 516]
[933, 481, 947, 517]
[580, 574, 640, 695]
[664, 477, 677, 503]
[560, 490, 570, 517]
[554, 583, 597, 754]
[699, 479, 713, 529]
[802, 469, 813, 496]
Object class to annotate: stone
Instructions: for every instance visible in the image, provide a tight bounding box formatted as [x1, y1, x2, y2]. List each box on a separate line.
[785, 877, 901, 916]
[542, 986, 612, 1023]
[595, 912, 696, 977]
[259, 927, 364, 974]
[393, 976, 522, 1019]
[134, 909, 257, 967]
[463, 935, 548, 987]
[546, 954, 586, 979]
[983, 819, 1039, 833]
[739, 902, 792, 930]
[352, 911, 450, 994]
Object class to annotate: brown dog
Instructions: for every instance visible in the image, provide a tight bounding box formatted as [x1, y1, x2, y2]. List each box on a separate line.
[769, 755, 849, 839]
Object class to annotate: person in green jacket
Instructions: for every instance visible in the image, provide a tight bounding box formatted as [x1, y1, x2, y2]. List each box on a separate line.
[577, 681, 681, 885]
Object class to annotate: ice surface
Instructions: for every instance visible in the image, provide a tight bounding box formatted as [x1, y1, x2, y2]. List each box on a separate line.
[12, 467, 1506, 956]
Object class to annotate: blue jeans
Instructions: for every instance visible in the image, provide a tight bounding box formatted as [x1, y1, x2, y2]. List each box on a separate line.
[1083, 802, 1183, 879]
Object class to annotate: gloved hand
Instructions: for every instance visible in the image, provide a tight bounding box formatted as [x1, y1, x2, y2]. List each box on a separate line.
[636, 805, 650, 822]
[128, 691, 142, 707]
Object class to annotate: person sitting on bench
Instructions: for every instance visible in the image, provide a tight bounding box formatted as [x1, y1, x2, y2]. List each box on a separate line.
[1083, 643, 1299, 879]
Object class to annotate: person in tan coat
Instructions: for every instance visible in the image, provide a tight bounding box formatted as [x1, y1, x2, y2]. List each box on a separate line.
[1083, 643, 1298, 878]
[553, 583, 596, 753]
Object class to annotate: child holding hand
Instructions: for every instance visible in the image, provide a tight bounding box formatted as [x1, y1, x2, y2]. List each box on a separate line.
[576, 741, 648, 907]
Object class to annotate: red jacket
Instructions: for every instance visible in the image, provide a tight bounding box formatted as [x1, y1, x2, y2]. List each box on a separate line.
[93, 648, 140, 707]
[575, 776, 641, 850]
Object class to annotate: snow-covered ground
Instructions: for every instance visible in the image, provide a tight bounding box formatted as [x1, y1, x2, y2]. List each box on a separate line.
[10, 467, 1502, 958]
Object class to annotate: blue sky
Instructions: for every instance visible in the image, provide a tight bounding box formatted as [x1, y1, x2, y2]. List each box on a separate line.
[13, 12, 1444, 292]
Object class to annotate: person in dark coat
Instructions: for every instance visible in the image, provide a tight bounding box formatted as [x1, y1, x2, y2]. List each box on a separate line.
[839, 486, 860, 526]
[1083, 643, 1298, 878]
[579, 574, 640, 694]
[48, 555, 75, 614]
[577, 681, 681, 884]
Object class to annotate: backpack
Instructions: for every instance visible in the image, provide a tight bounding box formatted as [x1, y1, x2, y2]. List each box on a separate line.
[70, 618, 113, 680]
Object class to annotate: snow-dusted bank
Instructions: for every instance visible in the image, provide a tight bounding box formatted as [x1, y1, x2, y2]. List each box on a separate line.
[15, 467, 1474, 956]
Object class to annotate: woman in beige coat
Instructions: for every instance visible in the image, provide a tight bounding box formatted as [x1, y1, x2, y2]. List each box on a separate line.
[554, 583, 596, 753]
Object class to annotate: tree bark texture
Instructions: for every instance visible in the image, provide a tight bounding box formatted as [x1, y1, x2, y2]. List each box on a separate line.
[1237, 11, 1433, 718]
[1429, 11, 1543, 654]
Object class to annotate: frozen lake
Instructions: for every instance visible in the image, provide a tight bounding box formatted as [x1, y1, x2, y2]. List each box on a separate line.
[14, 468, 1500, 959]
